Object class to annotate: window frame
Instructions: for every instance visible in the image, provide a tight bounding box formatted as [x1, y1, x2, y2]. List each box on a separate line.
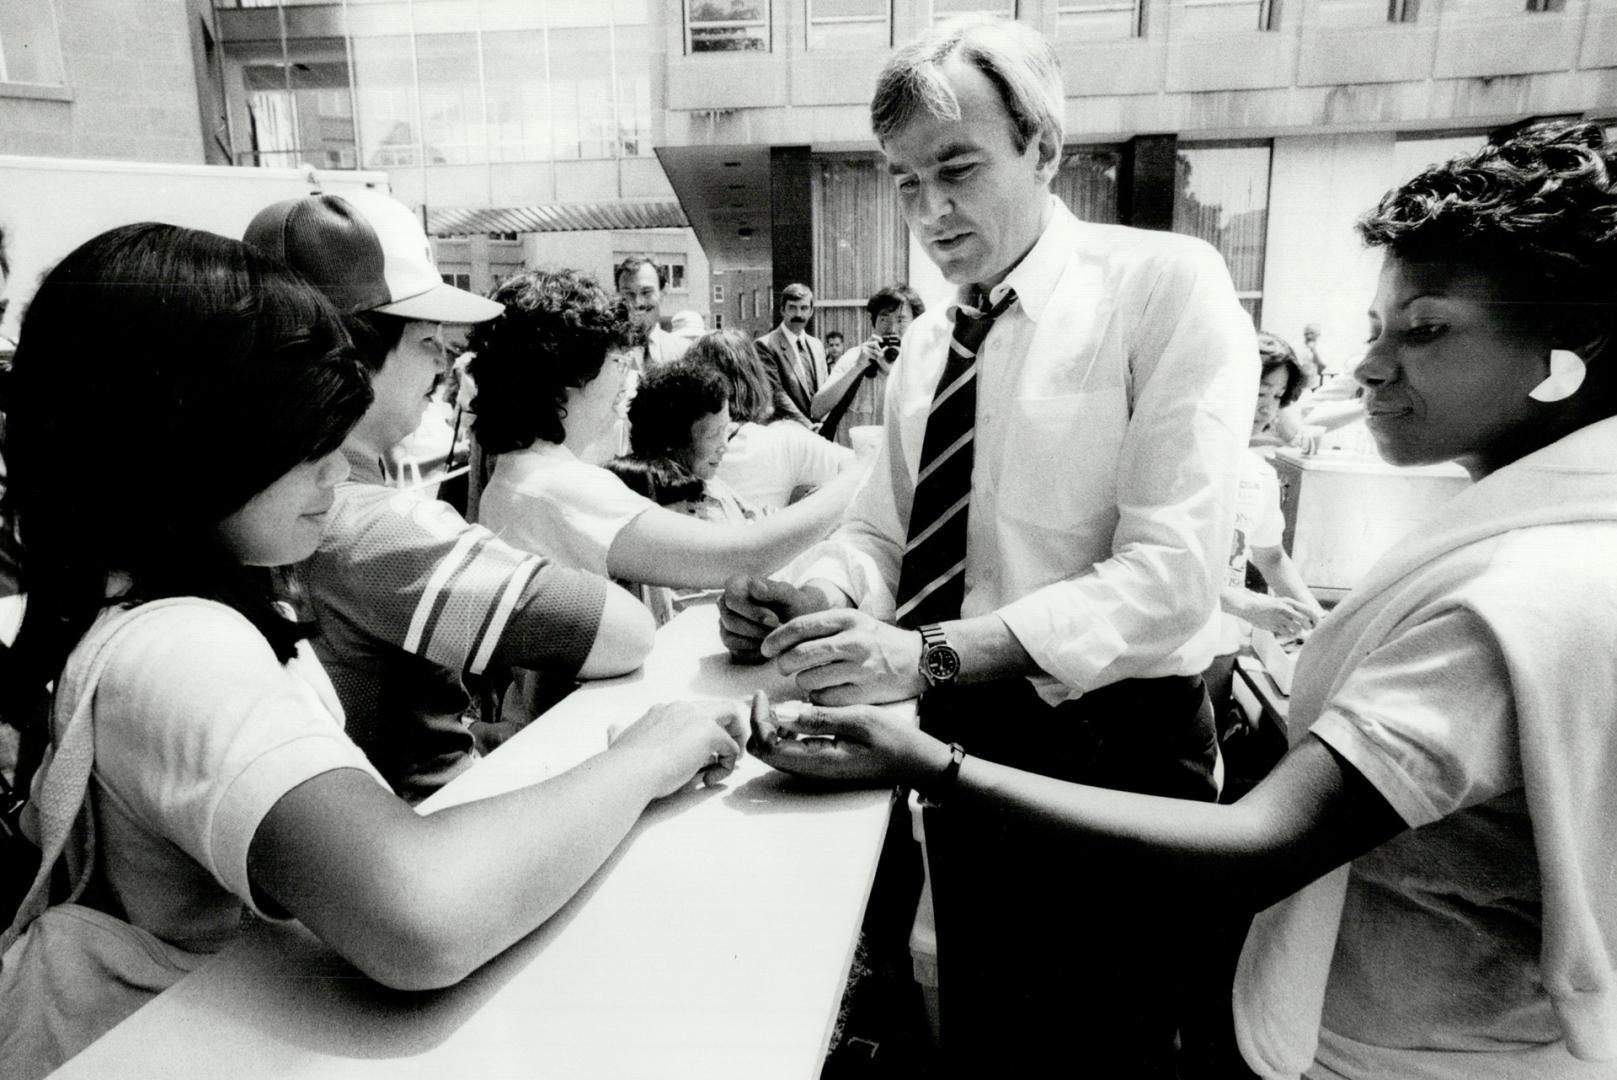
[0, 0, 67, 86]
[930, 0, 1019, 26]
[1055, 0, 1146, 40]
[1179, 0, 1279, 32]
[684, 0, 773, 55]
[806, 0, 892, 50]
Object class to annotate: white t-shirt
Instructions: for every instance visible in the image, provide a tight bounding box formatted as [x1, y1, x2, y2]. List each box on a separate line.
[86, 601, 387, 954]
[715, 419, 851, 511]
[1218, 450, 1286, 653]
[1307, 609, 1574, 1078]
[479, 441, 657, 576]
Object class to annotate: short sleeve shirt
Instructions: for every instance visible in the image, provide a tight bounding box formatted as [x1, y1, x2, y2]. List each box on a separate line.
[1308, 609, 1555, 1060]
[478, 442, 658, 576]
[302, 454, 607, 800]
[715, 420, 852, 511]
[87, 601, 387, 953]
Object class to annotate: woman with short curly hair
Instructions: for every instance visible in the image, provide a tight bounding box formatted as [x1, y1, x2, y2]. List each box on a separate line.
[470, 270, 863, 588]
[750, 120, 1617, 1079]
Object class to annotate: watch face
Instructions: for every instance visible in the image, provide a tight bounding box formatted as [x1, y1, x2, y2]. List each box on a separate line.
[923, 645, 961, 683]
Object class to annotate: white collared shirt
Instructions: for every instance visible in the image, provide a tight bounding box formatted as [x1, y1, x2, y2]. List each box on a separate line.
[787, 198, 1258, 703]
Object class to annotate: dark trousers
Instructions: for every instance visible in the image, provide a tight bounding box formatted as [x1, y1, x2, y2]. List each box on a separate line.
[919, 675, 1221, 1078]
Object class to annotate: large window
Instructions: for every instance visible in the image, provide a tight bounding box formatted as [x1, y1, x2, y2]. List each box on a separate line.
[243, 63, 357, 169]
[808, 0, 890, 50]
[1173, 143, 1271, 324]
[550, 26, 616, 160]
[238, 9, 655, 170]
[0, 0, 65, 84]
[1057, 0, 1144, 40]
[1054, 147, 1122, 224]
[686, 0, 771, 53]
[417, 33, 484, 166]
[614, 23, 653, 157]
[483, 29, 551, 164]
[351, 35, 421, 168]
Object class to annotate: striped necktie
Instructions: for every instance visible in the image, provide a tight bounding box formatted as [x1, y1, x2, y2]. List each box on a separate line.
[795, 336, 814, 389]
[894, 288, 1018, 628]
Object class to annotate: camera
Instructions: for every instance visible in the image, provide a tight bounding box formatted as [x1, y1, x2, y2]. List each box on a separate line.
[879, 334, 902, 366]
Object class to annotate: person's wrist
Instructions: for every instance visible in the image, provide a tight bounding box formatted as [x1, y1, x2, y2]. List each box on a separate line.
[907, 735, 958, 792]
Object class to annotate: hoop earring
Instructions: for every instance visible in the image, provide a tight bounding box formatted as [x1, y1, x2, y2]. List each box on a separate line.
[1528, 349, 1586, 403]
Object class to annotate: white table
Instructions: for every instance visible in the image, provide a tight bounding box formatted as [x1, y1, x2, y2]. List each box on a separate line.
[53, 606, 907, 1080]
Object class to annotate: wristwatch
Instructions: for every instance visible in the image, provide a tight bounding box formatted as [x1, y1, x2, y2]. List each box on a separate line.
[916, 623, 961, 689]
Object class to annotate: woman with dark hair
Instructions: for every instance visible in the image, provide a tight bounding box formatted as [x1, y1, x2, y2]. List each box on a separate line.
[686, 329, 855, 511]
[470, 270, 860, 588]
[0, 225, 743, 1079]
[751, 121, 1617, 1079]
[612, 361, 756, 522]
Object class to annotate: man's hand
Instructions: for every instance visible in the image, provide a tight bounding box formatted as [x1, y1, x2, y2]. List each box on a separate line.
[749, 698, 951, 788]
[763, 608, 926, 705]
[718, 575, 831, 663]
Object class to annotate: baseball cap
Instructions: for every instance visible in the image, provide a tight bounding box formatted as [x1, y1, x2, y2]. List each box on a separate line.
[244, 190, 502, 324]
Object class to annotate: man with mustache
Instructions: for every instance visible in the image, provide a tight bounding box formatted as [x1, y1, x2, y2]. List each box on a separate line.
[755, 282, 827, 419]
[615, 255, 689, 370]
[721, 16, 1257, 1075]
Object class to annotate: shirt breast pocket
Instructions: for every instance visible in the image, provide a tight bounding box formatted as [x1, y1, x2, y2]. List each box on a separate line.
[996, 390, 1124, 533]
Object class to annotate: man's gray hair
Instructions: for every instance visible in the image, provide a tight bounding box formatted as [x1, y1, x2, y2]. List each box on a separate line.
[871, 17, 1064, 154]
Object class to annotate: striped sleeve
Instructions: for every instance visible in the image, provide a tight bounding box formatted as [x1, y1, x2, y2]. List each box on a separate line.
[310, 485, 606, 678]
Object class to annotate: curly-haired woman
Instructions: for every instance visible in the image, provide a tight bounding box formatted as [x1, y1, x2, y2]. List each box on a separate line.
[751, 121, 1617, 1080]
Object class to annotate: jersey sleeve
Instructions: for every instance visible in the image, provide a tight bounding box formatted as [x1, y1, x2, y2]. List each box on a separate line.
[310, 486, 608, 678]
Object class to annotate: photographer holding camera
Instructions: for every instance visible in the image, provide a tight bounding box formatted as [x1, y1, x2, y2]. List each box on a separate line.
[812, 284, 924, 447]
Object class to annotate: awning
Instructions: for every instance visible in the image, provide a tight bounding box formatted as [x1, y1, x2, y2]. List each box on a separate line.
[427, 199, 689, 237]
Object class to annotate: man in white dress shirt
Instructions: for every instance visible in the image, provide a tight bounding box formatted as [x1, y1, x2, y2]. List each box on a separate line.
[720, 16, 1257, 1076]
[755, 282, 828, 419]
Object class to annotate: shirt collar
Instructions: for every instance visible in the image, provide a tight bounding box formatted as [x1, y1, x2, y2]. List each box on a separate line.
[946, 195, 1073, 324]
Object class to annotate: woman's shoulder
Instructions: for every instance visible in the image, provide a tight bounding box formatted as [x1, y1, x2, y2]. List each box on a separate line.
[81, 599, 286, 686]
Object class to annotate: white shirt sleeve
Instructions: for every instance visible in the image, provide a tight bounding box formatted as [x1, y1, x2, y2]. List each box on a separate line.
[781, 420, 853, 489]
[997, 242, 1258, 693]
[496, 460, 657, 577]
[1310, 607, 1521, 827]
[92, 604, 387, 912]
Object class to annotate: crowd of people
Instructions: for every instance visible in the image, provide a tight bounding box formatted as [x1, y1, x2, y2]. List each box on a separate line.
[1, 14, 1615, 1080]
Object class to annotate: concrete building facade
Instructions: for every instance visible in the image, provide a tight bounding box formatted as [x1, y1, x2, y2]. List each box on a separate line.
[655, 0, 1617, 361]
[0, 0, 226, 164]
